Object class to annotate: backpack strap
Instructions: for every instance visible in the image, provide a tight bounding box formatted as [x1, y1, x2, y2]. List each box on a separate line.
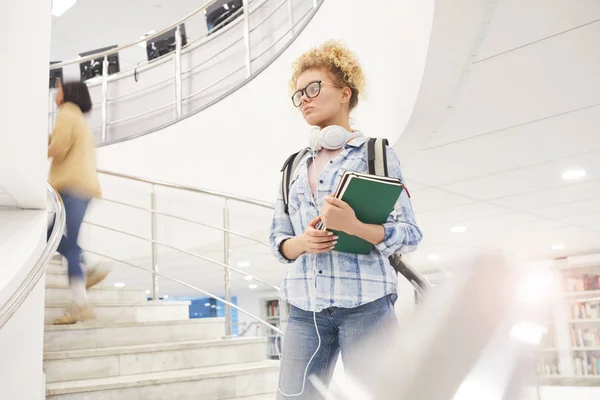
[365, 138, 415, 281]
[365, 137, 389, 176]
[281, 147, 310, 214]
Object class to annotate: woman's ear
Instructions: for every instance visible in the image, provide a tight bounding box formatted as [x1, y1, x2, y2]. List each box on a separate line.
[340, 87, 352, 105]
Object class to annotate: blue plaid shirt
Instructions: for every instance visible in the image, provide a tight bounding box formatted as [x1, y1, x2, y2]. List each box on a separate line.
[269, 136, 422, 312]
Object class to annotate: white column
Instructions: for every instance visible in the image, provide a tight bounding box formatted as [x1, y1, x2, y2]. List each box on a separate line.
[0, 0, 52, 210]
[0, 3, 51, 400]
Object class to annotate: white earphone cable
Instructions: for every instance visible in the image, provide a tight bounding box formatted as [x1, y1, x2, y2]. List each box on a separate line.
[276, 151, 322, 398]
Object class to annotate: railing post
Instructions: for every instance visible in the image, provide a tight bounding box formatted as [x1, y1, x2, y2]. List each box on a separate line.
[101, 55, 109, 142]
[150, 185, 159, 301]
[242, 0, 252, 78]
[287, 0, 294, 34]
[174, 24, 183, 118]
[223, 200, 233, 337]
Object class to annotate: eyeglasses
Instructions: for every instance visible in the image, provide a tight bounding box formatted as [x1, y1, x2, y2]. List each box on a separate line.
[291, 80, 343, 107]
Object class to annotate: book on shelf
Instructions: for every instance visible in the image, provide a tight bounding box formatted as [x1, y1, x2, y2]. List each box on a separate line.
[574, 354, 600, 376]
[563, 273, 600, 293]
[570, 301, 600, 320]
[266, 300, 280, 318]
[570, 326, 600, 347]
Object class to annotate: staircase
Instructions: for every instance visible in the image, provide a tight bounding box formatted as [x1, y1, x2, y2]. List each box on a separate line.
[43, 257, 278, 399]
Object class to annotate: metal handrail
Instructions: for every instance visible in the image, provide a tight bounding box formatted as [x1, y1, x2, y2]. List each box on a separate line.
[96, 169, 277, 336]
[49, 0, 218, 70]
[183, 65, 246, 101]
[98, 170, 274, 209]
[251, 5, 312, 62]
[96, 197, 269, 247]
[47, 0, 323, 144]
[182, 37, 244, 77]
[82, 220, 279, 292]
[108, 102, 175, 126]
[83, 249, 283, 335]
[94, 170, 434, 313]
[0, 184, 66, 330]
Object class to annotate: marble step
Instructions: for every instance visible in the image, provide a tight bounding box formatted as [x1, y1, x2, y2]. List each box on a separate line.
[46, 259, 111, 283]
[45, 271, 71, 286]
[46, 284, 147, 305]
[44, 318, 225, 352]
[46, 361, 279, 399]
[45, 300, 190, 325]
[232, 394, 277, 400]
[44, 337, 268, 383]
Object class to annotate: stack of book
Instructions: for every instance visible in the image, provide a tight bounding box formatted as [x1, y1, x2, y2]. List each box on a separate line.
[317, 171, 405, 254]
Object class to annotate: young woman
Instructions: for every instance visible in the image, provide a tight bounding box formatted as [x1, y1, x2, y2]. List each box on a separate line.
[269, 41, 423, 398]
[48, 80, 106, 324]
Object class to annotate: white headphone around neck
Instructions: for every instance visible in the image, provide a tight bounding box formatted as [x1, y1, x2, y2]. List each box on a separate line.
[309, 125, 362, 151]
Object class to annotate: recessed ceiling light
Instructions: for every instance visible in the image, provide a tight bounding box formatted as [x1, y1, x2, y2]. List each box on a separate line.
[552, 244, 565, 250]
[114, 282, 125, 288]
[163, 294, 169, 299]
[204, 303, 211, 307]
[561, 169, 586, 180]
[428, 254, 441, 261]
[223, 3, 230, 10]
[211, 304, 217, 308]
[52, 0, 76, 17]
[451, 226, 467, 233]
[248, 284, 258, 289]
[238, 261, 250, 268]
[244, 275, 253, 281]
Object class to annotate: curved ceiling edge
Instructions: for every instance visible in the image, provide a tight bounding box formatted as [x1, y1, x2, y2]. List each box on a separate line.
[98, 0, 324, 149]
[392, 0, 494, 163]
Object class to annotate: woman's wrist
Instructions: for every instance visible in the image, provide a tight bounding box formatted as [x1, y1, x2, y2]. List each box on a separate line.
[347, 220, 386, 245]
[346, 219, 364, 237]
[281, 236, 305, 261]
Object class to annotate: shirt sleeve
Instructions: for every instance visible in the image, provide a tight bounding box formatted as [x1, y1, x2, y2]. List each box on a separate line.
[269, 181, 296, 264]
[48, 109, 74, 162]
[374, 146, 423, 257]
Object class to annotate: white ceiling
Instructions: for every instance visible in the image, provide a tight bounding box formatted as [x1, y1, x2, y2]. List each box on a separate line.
[50, 0, 210, 69]
[398, 0, 600, 271]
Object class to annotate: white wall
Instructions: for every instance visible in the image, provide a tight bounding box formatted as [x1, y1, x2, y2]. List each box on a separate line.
[0, 211, 47, 400]
[0, 1, 52, 397]
[0, 0, 51, 209]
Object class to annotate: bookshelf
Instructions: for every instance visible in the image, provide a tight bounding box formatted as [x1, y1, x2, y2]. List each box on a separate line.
[538, 255, 600, 385]
[260, 298, 290, 360]
[537, 322, 561, 377]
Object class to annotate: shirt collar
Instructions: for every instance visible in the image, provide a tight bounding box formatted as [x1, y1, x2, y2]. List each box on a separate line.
[347, 134, 366, 147]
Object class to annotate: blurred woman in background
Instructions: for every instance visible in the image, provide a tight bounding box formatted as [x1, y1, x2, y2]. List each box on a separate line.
[48, 80, 107, 324]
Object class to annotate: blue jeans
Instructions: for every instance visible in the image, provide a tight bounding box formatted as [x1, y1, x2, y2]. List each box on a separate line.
[277, 294, 398, 399]
[47, 191, 90, 282]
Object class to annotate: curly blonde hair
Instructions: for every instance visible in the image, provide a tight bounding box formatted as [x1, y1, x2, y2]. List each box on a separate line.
[290, 40, 366, 110]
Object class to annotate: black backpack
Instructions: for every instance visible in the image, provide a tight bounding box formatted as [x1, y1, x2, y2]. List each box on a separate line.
[280, 137, 431, 298]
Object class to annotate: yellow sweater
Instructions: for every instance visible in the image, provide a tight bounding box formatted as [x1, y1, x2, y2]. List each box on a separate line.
[48, 102, 101, 198]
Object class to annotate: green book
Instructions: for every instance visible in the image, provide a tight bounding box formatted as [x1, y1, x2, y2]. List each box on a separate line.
[320, 171, 405, 254]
